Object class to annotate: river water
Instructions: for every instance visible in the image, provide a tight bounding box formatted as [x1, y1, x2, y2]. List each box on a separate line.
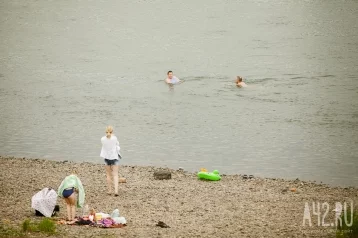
[1, 0, 357, 187]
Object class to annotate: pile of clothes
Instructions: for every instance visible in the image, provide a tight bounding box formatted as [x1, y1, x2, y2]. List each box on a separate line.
[64, 208, 127, 228]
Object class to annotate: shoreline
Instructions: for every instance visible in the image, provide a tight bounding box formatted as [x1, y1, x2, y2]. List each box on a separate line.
[0, 156, 357, 237]
[3, 154, 355, 188]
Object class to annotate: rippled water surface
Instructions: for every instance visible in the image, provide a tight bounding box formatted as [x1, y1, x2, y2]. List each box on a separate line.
[1, 0, 357, 186]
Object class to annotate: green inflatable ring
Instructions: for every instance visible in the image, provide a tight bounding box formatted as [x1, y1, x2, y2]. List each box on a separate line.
[197, 170, 221, 181]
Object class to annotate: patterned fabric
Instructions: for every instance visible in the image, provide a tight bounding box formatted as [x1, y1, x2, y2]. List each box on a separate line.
[31, 188, 57, 217]
[101, 218, 114, 227]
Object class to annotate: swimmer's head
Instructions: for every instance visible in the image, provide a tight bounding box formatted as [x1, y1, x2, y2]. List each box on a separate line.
[236, 76, 243, 82]
[167, 71, 173, 79]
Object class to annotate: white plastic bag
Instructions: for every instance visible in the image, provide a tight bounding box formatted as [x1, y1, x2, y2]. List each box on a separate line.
[111, 209, 120, 218]
[113, 216, 126, 224]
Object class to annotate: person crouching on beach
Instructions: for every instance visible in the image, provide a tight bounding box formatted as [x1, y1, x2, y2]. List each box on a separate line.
[57, 172, 85, 221]
[236, 76, 248, 88]
[100, 125, 121, 197]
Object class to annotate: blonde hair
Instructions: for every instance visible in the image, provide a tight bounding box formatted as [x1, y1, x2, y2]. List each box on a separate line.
[105, 125, 114, 138]
[106, 125, 114, 133]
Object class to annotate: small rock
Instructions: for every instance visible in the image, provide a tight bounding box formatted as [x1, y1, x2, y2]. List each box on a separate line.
[156, 221, 170, 228]
[281, 186, 289, 193]
[154, 170, 171, 180]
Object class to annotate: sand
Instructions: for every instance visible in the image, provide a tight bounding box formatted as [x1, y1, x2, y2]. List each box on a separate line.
[0, 156, 357, 238]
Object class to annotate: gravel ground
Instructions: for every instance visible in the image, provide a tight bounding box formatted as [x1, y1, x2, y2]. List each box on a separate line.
[0, 156, 357, 238]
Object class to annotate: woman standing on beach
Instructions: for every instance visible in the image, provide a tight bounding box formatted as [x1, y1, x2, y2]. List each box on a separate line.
[57, 172, 85, 221]
[100, 125, 121, 197]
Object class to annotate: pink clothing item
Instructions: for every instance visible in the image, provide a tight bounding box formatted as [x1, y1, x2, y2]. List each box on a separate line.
[101, 218, 114, 227]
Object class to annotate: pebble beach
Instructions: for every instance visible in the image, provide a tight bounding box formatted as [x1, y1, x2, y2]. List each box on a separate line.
[0, 156, 357, 238]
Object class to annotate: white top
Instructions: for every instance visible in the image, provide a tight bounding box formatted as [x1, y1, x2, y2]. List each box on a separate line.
[100, 135, 120, 160]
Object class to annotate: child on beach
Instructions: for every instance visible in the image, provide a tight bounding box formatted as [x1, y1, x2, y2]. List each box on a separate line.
[236, 76, 248, 88]
[100, 125, 121, 197]
[57, 172, 85, 221]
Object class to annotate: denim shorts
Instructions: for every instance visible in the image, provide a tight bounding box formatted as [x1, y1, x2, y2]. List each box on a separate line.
[104, 159, 119, 166]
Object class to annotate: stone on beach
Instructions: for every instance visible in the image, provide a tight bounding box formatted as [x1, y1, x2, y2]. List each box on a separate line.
[153, 170, 171, 180]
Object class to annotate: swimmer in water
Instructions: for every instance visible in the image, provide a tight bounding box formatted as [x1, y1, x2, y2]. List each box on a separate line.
[165, 71, 181, 85]
[236, 76, 247, 88]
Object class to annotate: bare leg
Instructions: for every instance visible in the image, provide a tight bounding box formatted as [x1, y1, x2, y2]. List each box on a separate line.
[64, 198, 71, 221]
[105, 165, 113, 194]
[70, 206, 76, 221]
[112, 165, 119, 195]
[67, 193, 77, 221]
